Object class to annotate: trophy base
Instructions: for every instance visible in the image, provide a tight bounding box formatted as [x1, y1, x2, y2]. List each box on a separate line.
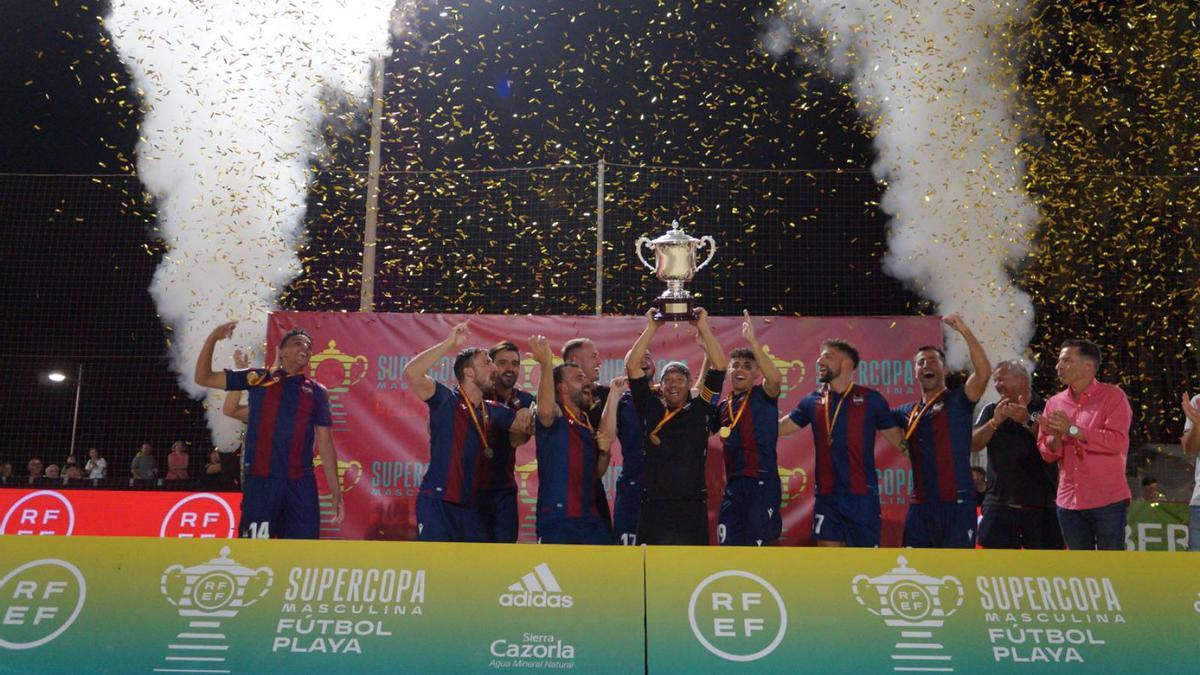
[653, 298, 698, 323]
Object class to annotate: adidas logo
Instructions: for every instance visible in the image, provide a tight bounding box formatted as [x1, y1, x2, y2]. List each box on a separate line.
[498, 563, 574, 608]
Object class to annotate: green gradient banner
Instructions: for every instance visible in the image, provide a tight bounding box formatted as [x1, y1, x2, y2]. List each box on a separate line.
[646, 547, 1199, 674]
[0, 538, 643, 674]
[1125, 500, 1190, 551]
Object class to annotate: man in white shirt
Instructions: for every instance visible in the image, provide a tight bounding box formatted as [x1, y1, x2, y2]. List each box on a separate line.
[1180, 393, 1200, 552]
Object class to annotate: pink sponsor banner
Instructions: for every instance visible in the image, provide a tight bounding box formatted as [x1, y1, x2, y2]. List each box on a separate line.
[266, 312, 942, 546]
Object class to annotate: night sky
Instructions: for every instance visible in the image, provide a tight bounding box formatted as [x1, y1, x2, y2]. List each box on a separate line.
[0, 1, 1195, 475]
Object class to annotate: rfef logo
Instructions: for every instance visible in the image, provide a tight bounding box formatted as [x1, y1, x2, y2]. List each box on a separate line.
[160, 493, 237, 538]
[688, 570, 787, 662]
[0, 559, 87, 650]
[851, 555, 964, 671]
[1, 491, 75, 536]
[499, 563, 574, 608]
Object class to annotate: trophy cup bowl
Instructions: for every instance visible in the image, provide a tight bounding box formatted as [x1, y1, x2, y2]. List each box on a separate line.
[635, 221, 716, 322]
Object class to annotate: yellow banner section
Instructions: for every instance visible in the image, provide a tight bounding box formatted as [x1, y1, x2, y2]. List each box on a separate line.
[0, 537, 644, 674]
[3, 536, 1198, 673]
[645, 546, 1200, 673]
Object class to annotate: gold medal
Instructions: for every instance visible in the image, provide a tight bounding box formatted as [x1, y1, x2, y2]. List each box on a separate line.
[718, 426, 731, 439]
[649, 433, 661, 446]
[483, 447, 494, 459]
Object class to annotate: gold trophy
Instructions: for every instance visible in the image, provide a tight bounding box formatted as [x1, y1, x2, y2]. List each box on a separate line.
[635, 221, 716, 321]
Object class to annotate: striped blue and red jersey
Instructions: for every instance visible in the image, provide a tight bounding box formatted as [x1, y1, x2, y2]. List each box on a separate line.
[714, 385, 779, 479]
[419, 382, 516, 507]
[892, 387, 976, 504]
[788, 385, 896, 497]
[535, 412, 602, 520]
[615, 391, 645, 490]
[480, 388, 535, 491]
[225, 368, 331, 480]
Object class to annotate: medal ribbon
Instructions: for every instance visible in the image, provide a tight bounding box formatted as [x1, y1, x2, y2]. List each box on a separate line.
[723, 391, 751, 433]
[822, 383, 854, 440]
[562, 401, 594, 433]
[649, 406, 684, 442]
[904, 388, 947, 440]
[461, 389, 491, 448]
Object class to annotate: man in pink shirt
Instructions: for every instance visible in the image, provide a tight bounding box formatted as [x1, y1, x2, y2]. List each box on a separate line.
[1036, 339, 1132, 550]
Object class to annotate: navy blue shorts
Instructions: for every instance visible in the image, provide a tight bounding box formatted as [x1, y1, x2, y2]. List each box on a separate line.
[477, 487, 519, 543]
[978, 505, 1063, 549]
[239, 473, 319, 539]
[718, 475, 782, 546]
[416, 494, 486, 542]
[902, 499, 978, 548]
[537, 515, 612, 545]
[812, 493, 881, 547]
[612, 484, 641, 545]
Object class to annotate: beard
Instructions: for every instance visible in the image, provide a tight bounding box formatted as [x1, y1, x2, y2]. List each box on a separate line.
[818, 367, 838, 384]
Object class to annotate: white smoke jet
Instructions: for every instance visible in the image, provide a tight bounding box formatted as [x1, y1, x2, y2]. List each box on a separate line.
[106, 1, 405, 447]
[772, 1, 1039, 369]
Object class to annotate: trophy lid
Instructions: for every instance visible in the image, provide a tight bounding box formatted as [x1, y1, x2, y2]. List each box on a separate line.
[648, 221, 702, 246]
[177, 546, 261, 578]
[865, 555, 949, 586]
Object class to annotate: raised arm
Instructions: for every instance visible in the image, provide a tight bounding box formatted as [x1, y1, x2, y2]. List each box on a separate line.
[1182, 393, 1200, 457]
[694, 308, 727, 372]
[403, 322, 469, 402]
[943, 314, 991, 403]
[222, 391, 249, 423]
[596, 376, 628, 477]
[221, 348, 253, 423]
[742, 310, 782, 398]
[530, 335, 559, 428]
[194, 322, 236, 389]
[625, 309, 659, 379]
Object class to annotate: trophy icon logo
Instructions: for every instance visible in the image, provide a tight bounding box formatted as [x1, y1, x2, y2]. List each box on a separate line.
[314, 456, 363, 494]
[851, 555, 964, 671]
[308, 339, 369, 393]
[762, 345, 806, 401]
[515, 459, 540, 541]
[636, 221, 716, 322]
[154, 547, 273, 672]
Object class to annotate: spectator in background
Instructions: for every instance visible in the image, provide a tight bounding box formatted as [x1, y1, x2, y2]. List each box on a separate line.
[1140, 476, 1162, 502]
[1180, 392, 1200, 552]
[26, 457, 44, 482]
[0, 462, 12, 484]
[63, 455, 79, 474]
[85, 447, 106, 479]
[972, 467, 987, 508]
[44, 464, 60, 480]
[1037, 339, 1132, 551]
[63, 465, 83, 482]
[131, 442, 158, 481]
[166, 441, 190, 481]
[200, 450, 223, 489]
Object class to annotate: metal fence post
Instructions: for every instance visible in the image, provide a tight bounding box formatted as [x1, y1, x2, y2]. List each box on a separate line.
[595, 159, 605, 315]
[360, 55, 386, 313]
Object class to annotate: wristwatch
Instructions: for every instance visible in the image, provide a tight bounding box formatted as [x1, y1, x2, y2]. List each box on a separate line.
[1068, 424, 1080, 438]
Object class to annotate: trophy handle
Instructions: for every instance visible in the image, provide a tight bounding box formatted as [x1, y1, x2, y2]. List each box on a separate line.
[241, 567, 275, 609]
[695, 235, 717, 271]
[849, 575, 881, 616]
[159, 564, 184, 607]
[940, 576, 965, 616]
[635, 236, 656, 272]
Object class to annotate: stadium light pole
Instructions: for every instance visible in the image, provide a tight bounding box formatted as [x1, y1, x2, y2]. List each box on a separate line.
[46, 364, 83, 457]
